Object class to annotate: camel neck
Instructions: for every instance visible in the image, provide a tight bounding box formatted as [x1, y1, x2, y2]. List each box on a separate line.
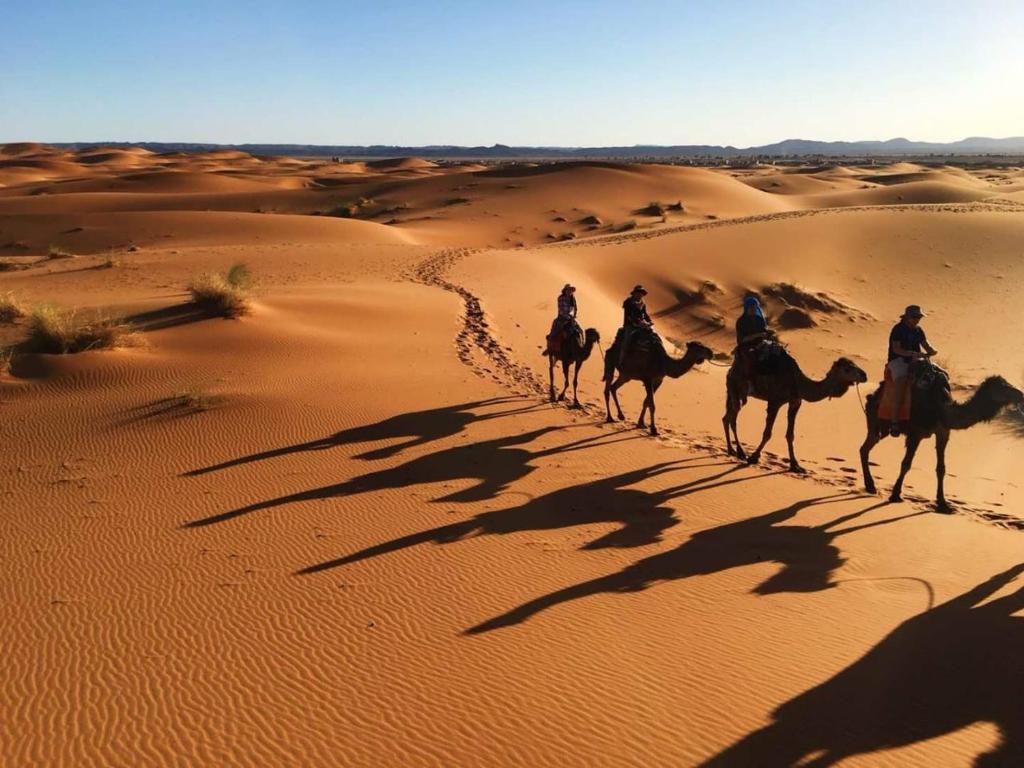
[796, 369, 848, 402]
[944, 387, 1005, 429]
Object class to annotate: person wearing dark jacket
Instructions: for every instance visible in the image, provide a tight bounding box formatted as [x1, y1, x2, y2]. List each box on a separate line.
[881, 304, 937, 435]
[734, 295, 770, 387]
[736, 295, 768, 346]
[611, 284, 655, 371]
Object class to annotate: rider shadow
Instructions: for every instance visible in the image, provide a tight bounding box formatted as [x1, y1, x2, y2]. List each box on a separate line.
[466, 494, 925, 634]
[296, 458, 741, 575]
[703, 563, 1024, 767]
[182, 426, 643, 529]
[182, 396, 540, 477]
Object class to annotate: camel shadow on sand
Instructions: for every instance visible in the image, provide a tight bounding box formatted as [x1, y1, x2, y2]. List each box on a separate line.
[703, 563, 1024, 767]
[296, 458, 762, 575]
[465, 494, 924, 634]
[183, 396, 543, 478]
[182, 418, 648, 528]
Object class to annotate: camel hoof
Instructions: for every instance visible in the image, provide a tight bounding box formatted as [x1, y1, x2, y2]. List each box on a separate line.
[605, 416, 615, 424]
[889, 493, 903, 503]
[789, 464, 807, 475]
[735, 451, 747, 461]
[746, 454, 761, 466]
[616, 413, 625, 422]
[570, 401, 581, 410]
[650, 428, 659, 437]
[865, 483, 877, 495]
[935, 501, 954, 515]
[557, 394, 566, 402]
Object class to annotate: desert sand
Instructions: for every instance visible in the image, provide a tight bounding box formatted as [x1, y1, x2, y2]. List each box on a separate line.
[3, 143, 1024, 766]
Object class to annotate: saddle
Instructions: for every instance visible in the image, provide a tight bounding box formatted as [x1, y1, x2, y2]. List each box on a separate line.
[546, 320, 583, 355]
[911, 359, 950, 393]
[611, 325, 660, 353]
[737, 338, 793, 377]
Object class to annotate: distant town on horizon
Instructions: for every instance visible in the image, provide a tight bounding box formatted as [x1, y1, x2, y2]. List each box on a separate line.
[32, 135, 1024, 159]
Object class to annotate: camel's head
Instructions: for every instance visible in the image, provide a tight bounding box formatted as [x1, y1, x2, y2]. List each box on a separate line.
[685, 341, 715, 364]
[977, 376, 1024, 408]
[584, 327, 601, 345]
[830, 357, 869, 384]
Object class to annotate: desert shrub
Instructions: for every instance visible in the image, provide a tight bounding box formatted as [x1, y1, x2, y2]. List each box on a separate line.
[47, 244, 75, 260]
[0, 293, 26, 323]
[0, 347, 12, 375]
[168, 384, 216, 413]
[616, 219, 638, 232]
[188, 263, 251, 318]
[638, 201, 666, 216]
[23, 305, 137, 354]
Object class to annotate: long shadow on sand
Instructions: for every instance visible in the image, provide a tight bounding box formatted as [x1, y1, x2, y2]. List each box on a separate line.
[127, 303, 216, 332]
[297, 458, 748, 575]
[183, 396, 541, 478]
[466, 494, 925, 634]
[183, 425, 643, 528]
[703, 563, 1024, 767]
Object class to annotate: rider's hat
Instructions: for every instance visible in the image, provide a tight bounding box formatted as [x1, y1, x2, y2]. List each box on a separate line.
[562, 283, 575, 293]
[631, 284, 648, 295]
[901, 304, 925, 319]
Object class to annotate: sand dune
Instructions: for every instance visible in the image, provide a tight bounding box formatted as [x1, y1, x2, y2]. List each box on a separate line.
[3, 144, 1024, 766]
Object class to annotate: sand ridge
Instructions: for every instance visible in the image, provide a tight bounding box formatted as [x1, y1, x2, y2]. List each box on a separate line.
[3, 144, 1024, 766]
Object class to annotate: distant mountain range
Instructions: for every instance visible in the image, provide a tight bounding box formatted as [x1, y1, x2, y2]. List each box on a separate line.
[50, 136, 1024, 159]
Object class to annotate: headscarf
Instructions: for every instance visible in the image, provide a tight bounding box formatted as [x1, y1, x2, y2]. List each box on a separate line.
[743, 295, 766, 322]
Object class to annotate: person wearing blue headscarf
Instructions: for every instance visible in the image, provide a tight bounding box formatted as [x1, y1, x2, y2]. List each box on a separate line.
[736, 295, 768, 346]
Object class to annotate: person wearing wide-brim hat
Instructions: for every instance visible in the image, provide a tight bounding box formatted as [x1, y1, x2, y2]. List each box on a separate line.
[880, 304, 937, 435]
[604, 284, 656, 377]
[543, 283, 578, 356]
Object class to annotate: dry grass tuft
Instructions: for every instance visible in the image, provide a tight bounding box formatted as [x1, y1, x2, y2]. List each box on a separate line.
[47, 244, 76, 260]
[0, 293, 26, 324]
[0, 346, 13, 376]
[187, 263, 252, 318]
[23, 305, 139, 354]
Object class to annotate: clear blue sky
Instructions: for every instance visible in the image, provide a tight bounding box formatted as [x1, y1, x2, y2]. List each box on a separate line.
[3, 0, 1022, 146]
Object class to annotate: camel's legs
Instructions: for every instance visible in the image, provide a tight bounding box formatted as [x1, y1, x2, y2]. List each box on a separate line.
[571, 361, 581, 407]
[637, 379, 650, 429]
[610, 378, 626, 421]
[557, 359, 570, 402]
[890, 434, 922, 502]
[747, 401, 781, 465]
[785, 398, 804, 472]
[604, 376, 626, 422]
[725, 395, 747, 460]
[640, 380, 660, 436]
[722, 384, 739, 456]
[548, 356, 556, 402]
[935, 427, 951, 513]
[859, 429, 882, 495]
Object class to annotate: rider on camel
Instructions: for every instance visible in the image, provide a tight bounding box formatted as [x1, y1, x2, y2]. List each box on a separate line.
[734, 295, 771, 391]
[544, 283, 577, 355]
[881, 304, 937, 436]
[605, 284, 655, 377]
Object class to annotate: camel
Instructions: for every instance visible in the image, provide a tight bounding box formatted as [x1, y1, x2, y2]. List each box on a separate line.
[723, 349, 868, 472]
[603, 334, 714, 436]
[545, 325, 600, 406]
[860, 364, 1023, 512]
